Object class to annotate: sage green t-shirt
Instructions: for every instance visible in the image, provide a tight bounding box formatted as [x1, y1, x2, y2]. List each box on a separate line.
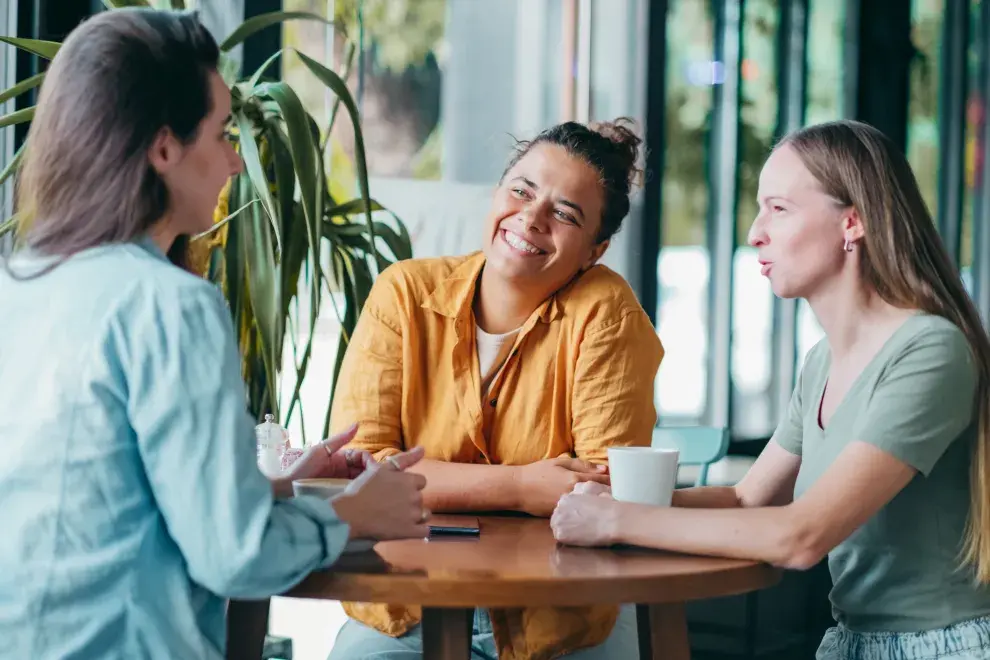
[773, 313, 990, 632]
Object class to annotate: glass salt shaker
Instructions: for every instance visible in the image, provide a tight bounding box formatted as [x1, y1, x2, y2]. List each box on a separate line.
[255, 414, 287, 478]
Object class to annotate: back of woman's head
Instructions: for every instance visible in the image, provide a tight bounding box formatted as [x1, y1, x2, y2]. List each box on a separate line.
[15, 8, 219, 257]
[502, 117, 643, 243]
[782, 119, 990, 582]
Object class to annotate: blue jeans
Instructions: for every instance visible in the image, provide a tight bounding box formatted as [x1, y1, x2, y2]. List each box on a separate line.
[328, 605, 638, 660]
[817, 617, 990, 659]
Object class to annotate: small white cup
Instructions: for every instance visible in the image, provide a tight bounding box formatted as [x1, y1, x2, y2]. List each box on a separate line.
[292, 478, 352, 500]
[607, 447, 679, 506]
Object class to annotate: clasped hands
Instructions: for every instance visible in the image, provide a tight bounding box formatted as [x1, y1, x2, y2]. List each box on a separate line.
[277, 424, 431, 542]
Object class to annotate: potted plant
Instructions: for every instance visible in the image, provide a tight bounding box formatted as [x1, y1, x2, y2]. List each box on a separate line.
[0, 0, 412, 444]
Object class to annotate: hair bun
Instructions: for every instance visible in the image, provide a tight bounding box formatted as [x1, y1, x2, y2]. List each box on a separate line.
[589, 117, 643, 187]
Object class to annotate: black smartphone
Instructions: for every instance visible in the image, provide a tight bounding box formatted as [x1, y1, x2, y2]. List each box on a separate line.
[428, 514, 481, 536]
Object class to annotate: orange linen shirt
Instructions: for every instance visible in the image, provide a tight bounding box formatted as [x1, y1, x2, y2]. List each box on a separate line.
[330, 252, 664, 660]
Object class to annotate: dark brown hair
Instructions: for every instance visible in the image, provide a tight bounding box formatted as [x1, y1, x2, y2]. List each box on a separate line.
[12, 8, 219, 260]
[779, 119, 990, 582]
[502, 117, 643, 243]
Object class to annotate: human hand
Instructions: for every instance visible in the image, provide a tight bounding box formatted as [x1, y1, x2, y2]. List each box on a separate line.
[283, 424, 373, 482]
[514, 455, 610, 517]
[572, 481, 612, 497]
[550, 492, 622, 547]
[331, 447, 431, 541]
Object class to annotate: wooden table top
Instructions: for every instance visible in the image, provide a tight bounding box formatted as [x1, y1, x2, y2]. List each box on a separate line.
[284, 515, 781, 608]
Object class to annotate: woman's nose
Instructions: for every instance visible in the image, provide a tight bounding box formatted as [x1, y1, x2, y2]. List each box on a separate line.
[228, 145, 244, 176]
[747, 214, 768, 247]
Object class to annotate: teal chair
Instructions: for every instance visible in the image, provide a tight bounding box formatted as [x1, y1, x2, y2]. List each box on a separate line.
[651, 426, 730, 487]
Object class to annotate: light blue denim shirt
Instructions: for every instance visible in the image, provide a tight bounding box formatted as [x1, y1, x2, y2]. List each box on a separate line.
[0, 237, 349, 659]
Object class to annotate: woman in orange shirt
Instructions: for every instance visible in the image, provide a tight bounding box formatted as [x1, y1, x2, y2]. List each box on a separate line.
[328, 119, 664, 660]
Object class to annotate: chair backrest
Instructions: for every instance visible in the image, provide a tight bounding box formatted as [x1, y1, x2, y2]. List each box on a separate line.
[651, 426, 730, 487]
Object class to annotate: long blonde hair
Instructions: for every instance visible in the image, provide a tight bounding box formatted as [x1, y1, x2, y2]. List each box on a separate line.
[780, 119, 990, 583]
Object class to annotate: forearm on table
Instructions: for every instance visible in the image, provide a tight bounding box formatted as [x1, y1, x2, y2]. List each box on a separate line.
[671, 485, 743, 509]
[407, 459, 521, 512]
[613, 501, 817, 569]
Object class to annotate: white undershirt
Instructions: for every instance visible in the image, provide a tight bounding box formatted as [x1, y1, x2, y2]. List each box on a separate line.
[476, 325, 520, 396]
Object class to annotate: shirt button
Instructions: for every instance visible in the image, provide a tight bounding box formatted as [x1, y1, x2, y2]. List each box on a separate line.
[490, 399, 497, 407]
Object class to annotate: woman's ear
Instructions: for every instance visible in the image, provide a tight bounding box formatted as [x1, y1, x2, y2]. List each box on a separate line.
[583, 239, 610, 271]
[147, 126, 182, 176]
[841, 206, 865, 243]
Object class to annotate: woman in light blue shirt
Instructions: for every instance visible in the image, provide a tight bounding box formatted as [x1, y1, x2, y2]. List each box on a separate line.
[0, 9, 430, 659]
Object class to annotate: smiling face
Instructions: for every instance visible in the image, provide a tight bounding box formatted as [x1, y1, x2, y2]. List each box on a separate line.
[482, 143, 609, 293]
[747, 144, 864, 299]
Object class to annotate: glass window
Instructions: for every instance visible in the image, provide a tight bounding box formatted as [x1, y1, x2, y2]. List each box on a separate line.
[655, 0, 715, 422]
[805, 0, 845, 126]
[961, 0, 982, 289]
[907, 0, 944, 218]
[795, 0, 845, 364]
[731, 0, 777, 438]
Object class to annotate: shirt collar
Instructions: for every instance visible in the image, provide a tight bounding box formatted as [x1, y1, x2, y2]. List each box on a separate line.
[421, 252, 562, 325]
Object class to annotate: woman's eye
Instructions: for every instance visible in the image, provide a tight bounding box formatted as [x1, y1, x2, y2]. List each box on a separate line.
[554, 209, 576, 224]
[772, 205, 785, 213]
[511, 188, 528, 198]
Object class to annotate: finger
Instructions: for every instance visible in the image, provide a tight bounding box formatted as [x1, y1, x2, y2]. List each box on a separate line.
[405, 472, 427, 491]
[388, 446, 426, 471]
[357, 450, 376, 468]
[576, 473, 611, 485]
[321, 423, 359, 454]
[572, 481, 603, 495]
[559, 457, 605, 474]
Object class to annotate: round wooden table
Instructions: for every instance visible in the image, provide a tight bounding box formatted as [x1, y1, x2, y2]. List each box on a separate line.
[263, 515, 781, 660]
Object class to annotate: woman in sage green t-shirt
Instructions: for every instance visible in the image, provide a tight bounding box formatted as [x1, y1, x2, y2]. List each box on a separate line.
[549, 119, 990, 659]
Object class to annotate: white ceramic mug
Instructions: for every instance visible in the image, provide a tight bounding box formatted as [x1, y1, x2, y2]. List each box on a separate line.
[607, 447, 679, 506]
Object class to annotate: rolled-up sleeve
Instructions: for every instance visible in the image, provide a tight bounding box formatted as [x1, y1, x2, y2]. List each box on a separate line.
[329, 270, 405, 461]
[121, 281, 349, 599]
[572, 309, 664, 463]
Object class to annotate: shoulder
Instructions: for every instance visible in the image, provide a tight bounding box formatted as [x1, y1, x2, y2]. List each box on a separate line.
[372, 254, 477, 301]
[556, 264, 651, 333]
[112, 242, 228, 311]
[884, 314, 976, 379]
[66, 243, 233, 347]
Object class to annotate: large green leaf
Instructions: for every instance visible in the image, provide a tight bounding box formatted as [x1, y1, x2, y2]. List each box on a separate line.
[370, 220, 413, 263]
[0, 213, 20, 238]
[267, 124, 297, 250]
[191, 199, 257, 240]
[234, 110, 281, 252]
[220, 11, 332, 52]
[0, 72, 44, 106]
[238, 175, 282, 420]
[0, 144, 24, 188]
[248, 50, 284, 88]
[103, 0, 149, 6]
[0, 37, 61, 60]
[326, 198, 385, 218]
[252, 82, 322, 344]
[293, 49, 380, 271]
[0, 106, 34, 129]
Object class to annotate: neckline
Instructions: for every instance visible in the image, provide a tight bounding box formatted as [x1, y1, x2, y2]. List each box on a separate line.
[815, 313, 924, 432]
[476, 324, 521, 342]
